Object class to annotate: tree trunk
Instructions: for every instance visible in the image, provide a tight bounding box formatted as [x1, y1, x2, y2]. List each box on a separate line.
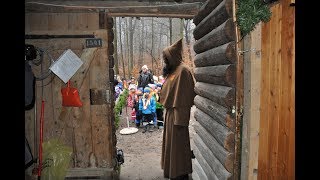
[118, 17, 126, 79]
[169, 18, 172, 44]
[113, 17, 119, 75]
[126, 18, 130, 78]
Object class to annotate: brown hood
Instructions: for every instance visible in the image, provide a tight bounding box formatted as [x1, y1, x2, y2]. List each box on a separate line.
[163, 38, 183, 69]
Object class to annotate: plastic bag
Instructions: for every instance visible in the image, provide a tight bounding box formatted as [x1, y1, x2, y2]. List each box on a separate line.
[41, 139, 72, 180]
[61, 80, 83, 107]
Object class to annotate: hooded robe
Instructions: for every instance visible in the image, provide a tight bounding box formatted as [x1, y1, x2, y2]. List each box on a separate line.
[160, 38, 196, 179]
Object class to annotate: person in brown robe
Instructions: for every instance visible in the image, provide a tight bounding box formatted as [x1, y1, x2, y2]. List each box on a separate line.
[160, 38, 196, 180]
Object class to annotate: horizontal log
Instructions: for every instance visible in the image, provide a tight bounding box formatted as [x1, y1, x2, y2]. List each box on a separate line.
[194, 108, 234, 152]
[193, 158, 209, 180]
[194, 65, 236, 87]
[25, 2, 202, 18]
[194, 19, 235, 53]
[192, 139, 219, 180]
[193, 121, 234, 172]
[194, 42, 236, 67]
[193, 131, 233, 179]
[194, 95, 235, 130]
[193, 0, 224, 25]
[25, 34, 94, 39]
[193, 0, 233, 40]
[194, 82, 235, 108]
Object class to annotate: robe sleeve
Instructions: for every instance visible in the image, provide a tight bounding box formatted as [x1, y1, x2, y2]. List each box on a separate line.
[173, 107, 191, 126]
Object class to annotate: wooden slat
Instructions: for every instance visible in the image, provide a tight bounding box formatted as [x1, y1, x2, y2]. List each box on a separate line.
[89, 47, 113, 168]
[193, 0, 224, 25]
[247, 23, 262, 180]
[192, 138, 219, 180]
[267, 4, 282, 179]
[258, 5, 273, 179]
[278, 0, 294, 179]
[194, 95, 235, 130]
[194, 108, 234, 152]
[193, 0, 233, 40]
[194, 64, 236, 87]
[285, 1, 295, 179]
[194, 19, 235, 54]
[193, 131, 232, 179]
[194, 82, 235, 108]
[193, 121, 234, 172]
[194, 42, 236, 67]
[192, 158, 208, 180]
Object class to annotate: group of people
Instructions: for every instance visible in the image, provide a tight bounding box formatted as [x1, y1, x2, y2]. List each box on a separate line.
[115, 38, 196, 180]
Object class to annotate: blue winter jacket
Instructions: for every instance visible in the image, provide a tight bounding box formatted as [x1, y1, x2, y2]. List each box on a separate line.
[139, 96, 156, 115]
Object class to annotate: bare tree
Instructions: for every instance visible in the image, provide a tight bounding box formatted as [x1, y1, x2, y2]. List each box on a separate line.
[113, 17, 119, 75]
[118, 17, 126, 79]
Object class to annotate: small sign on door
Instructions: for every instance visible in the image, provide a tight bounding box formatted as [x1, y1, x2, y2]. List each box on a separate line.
[86, 38, 102, 48]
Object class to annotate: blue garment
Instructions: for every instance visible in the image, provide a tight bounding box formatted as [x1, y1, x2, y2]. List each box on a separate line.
[139, 96, 156, 115]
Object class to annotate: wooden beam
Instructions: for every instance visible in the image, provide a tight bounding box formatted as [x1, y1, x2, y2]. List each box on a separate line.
[194, 95, 235, 131]
[193, 0, 223, 25]
[194, 64, 236, 87]
[25, 1, 202, 18]
[194, 18, 235, 54]
[194, 82, 235, 108]
[193, 0, 233, 40]
[25, 34, 95, 39]
[194, 42, 236, 67]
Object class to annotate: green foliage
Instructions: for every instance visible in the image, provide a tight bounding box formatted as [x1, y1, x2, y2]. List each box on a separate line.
[236, 0, 272, 37]
[114, 89, 129, 129]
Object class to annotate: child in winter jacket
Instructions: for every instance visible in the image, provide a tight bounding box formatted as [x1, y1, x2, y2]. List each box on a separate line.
[139, 87, 156, 132]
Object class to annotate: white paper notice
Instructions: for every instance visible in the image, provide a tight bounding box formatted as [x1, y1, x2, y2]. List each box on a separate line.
[49, 49, 83, 83]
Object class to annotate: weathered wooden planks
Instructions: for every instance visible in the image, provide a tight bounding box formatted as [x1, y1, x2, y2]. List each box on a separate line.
[194, 65, 236, 87]
[194, 19, 235, 54]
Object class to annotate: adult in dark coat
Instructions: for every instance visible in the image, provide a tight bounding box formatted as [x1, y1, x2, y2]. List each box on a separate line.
[160, 38, 196, 180]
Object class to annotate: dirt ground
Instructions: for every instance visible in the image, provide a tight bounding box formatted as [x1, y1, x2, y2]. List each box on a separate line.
[116, 106, 197, 180]
[116, 107, 166, 180]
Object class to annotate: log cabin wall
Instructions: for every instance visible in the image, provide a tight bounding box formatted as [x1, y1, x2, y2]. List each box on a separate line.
[191, 0, 237, 179]
[240, 0, 294, 179]
[25, 12, 117, 172]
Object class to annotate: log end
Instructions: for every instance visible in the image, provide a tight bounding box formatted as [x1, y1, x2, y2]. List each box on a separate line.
[225, 153, 235, 173]
[226, 114, 235, 131]
[226, 42, 236, 64]
[224, 132, 235, 153]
